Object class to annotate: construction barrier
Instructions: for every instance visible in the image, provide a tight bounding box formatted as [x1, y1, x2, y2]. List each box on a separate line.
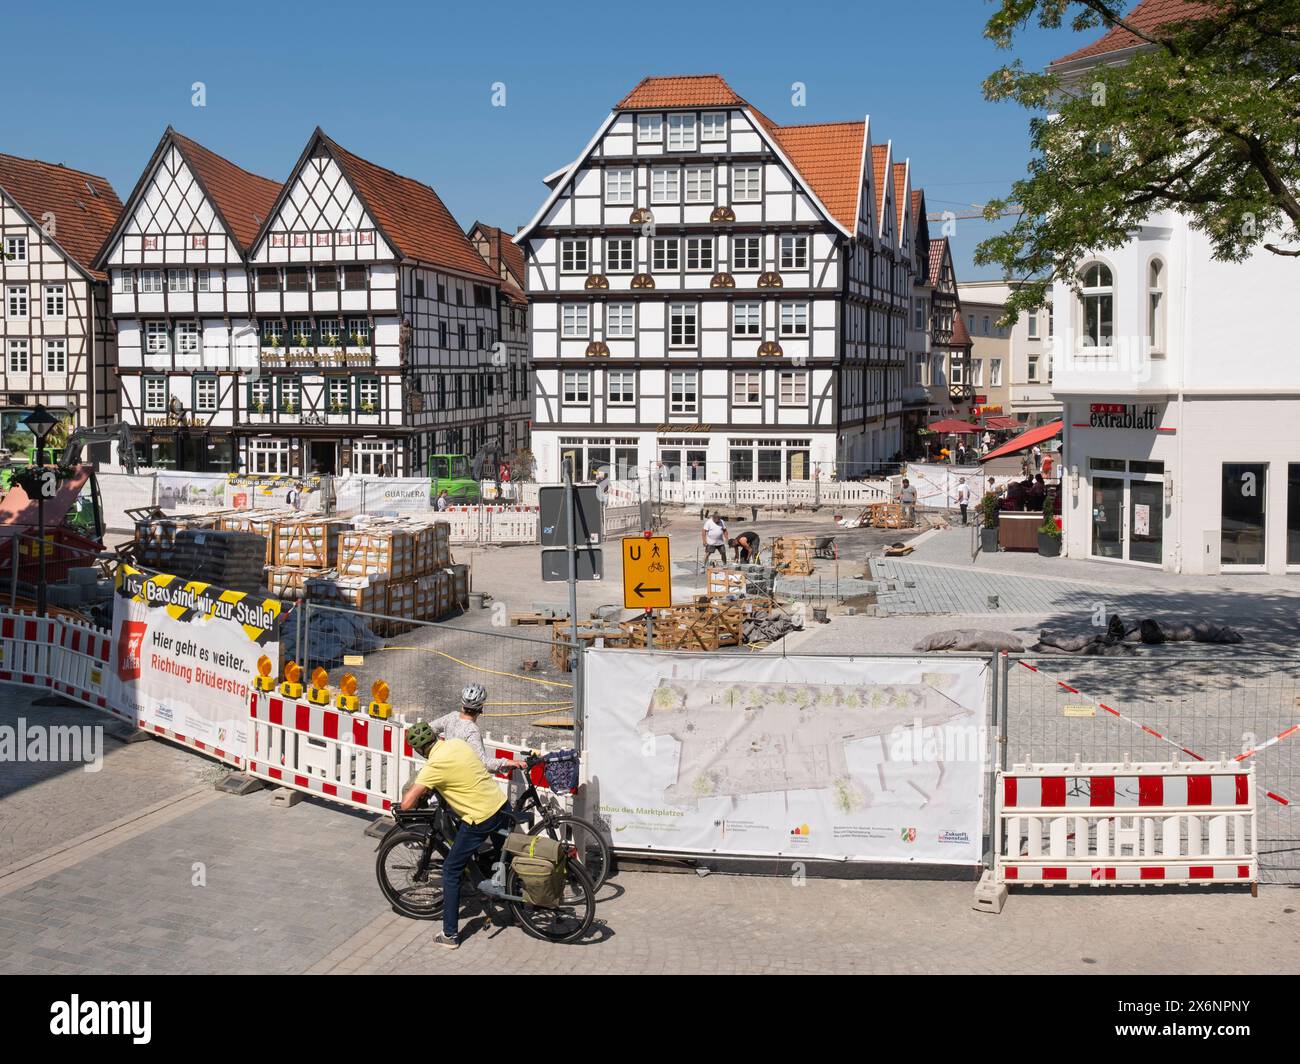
[0, 611, 123, 721]
[994, 761, 1257, 887]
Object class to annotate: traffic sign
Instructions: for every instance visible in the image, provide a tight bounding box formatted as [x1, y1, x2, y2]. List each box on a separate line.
[539, 484, 601, 546]
[541, 546, 603, 582]
[622, 535, 671, 609]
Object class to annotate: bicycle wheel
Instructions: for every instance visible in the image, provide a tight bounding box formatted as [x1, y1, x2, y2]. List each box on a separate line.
[528, 814, 611, 891]
[507, 857, 595, 944]
[376, 828, 448, 920]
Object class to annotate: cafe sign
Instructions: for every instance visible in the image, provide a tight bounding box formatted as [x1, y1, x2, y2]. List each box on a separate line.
[1088, 403, 1159, 429]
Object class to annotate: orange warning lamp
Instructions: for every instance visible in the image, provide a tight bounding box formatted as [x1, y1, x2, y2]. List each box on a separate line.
[280, 659, 304, 699]
[336, 672, 360, 714]
[307, 665, 330, 706]
[255, 654, 275, 692]
[368, 678, 392, 720]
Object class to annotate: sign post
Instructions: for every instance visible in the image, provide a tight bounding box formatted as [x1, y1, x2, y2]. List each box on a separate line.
[622, 535, 672, 617]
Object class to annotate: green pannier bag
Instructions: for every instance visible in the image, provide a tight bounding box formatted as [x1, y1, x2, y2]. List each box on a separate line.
[504, 832, 566, 908]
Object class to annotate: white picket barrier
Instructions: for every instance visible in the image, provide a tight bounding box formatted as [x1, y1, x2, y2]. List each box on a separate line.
[0, 612, 59, 692]
[49, 616, 114, 717]
[994, 762, 1258, 888]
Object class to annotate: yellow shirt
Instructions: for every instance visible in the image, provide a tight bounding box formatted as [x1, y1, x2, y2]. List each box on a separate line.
[414, 738, 506, 824]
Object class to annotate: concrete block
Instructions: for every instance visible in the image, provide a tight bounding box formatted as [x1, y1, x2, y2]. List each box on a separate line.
[214, 772, 266, 796]
[972, 869, 1007, 915]
[268, 787, 303, 808]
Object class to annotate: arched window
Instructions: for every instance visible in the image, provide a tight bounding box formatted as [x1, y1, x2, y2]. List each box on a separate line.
[1079, 263, 1113, 348]
[1147, 259, 1165, 353]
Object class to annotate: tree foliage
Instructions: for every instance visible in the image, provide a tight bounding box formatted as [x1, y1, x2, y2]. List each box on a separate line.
[976, 0, 1300, 317]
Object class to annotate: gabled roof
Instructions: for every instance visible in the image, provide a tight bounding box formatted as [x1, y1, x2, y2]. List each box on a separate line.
[467, 221, 528, 304]
[0, 153, 122, 280]
[892, 161, 909, 235]
[765, 121, 866, 232]
[928, 237, 951, 287]
[266, 130, 498, 283]
[170, 131, 281, 251]
[1052, 0, 1212, 65]
[950, 312, 973, 347]
[616, 74, 747, 110]
[872, 145, 890, 233]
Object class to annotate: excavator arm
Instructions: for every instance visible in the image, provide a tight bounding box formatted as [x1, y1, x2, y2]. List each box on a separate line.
[60, 423, 138, 475]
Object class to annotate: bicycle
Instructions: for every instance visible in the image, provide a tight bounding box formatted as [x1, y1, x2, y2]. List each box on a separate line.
[375, 798, 596, 943]
[509, 752, 611, 892]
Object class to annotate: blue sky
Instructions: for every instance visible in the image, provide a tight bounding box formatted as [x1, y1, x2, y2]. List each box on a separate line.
[1, 0, 1087, 280]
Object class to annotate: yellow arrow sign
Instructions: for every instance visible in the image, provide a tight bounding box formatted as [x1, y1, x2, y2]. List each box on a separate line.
[622, 535, 672, 610]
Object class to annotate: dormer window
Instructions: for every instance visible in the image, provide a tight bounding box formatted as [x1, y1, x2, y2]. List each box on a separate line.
[701, 113, 727, 142]
[637, 114, 663, 143]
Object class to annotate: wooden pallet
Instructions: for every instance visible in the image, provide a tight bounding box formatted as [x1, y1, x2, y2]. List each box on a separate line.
[868, 502, 907, 529]
[770, 536, 814, 575]
[338, 526, 417, 581]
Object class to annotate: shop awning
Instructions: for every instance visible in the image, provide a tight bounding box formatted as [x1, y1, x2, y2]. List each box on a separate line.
[984, 416, 1019, 430]
[980, 420, 1062, 462]
[926, 418, 980, 434]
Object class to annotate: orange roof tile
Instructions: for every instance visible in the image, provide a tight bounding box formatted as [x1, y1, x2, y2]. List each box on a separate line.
[872, 145, 889, 232]
[616, 74, 747, 110]
[767, 121, 865, 231]
[892, 162, 909, 235]
[1053, 0, 1212, 64]
[320, 132, 498, 282]
[171, 131, 281, 253]
[951, 312, 973, 346]
[928, 237, 950, 286]
[0, 153, 122, 279]
[470, 221, 526, 287]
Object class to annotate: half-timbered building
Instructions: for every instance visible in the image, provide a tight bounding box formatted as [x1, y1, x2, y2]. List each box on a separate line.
[514, 74, 924, 482]
[466, 221, 532, 456]
[0, 154, 122, 448]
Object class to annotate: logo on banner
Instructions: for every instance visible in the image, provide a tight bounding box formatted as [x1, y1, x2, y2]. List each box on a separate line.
[789, 823, 811, 843]
[938, 830, 971, 845]
[116, 620, 146, 681]
[901, 827, 917, 843]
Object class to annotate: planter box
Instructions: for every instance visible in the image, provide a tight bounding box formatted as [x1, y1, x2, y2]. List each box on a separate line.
[980, 527, 1000, 553]
[1037, 532, 1062, 557]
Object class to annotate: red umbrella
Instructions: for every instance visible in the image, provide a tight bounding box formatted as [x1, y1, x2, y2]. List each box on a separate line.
[926, 418, 980, 434]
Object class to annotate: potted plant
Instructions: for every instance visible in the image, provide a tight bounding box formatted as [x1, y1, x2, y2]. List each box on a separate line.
[9, 461, 78, 498]
[252, 398, 267, 414]
[329, 400, 348, 415]
[1037, 491, 1062, 557]
[360, 401, 376, 415]
[978, 491, 1001, 553]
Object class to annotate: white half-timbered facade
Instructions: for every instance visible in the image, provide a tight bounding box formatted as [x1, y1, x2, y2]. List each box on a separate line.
[0, 154, 122, 449]
[515, 74, 924, 482]
[466, 221, 532, 456]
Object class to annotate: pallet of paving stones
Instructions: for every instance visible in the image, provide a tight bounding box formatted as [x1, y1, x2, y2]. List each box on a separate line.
[338, 525, 419, 581]
[266, 565, 315, 600]
[135, 529, 268, 596]
[219, 509, 293, 565]
[619, 602, 747, 651]
[274, 516, 349, 570]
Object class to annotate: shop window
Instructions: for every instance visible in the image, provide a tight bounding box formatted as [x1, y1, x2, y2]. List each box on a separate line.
[1222, 463, 1267, 566]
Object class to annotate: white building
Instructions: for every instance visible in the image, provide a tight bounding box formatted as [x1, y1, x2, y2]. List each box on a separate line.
[0, 154, 122, 447]
[514, 75, 926, 483]
[1048, 6, 1299, 574]
[96, 127, 527, 476]
[956, 280, 1058, 428]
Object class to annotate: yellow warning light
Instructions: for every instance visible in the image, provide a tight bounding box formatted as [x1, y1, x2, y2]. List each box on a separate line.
[368, 679, 392, 720]
[311, 666, 328, 689]
[341, 673, 358, 697]
[371, 680, 390, 704]
[336, 671, 360, 714]
[254, 654, 276, 691]
[280, 659, 304, 699]
[257, 655, 273, 677]
[285, 660, 302, 684]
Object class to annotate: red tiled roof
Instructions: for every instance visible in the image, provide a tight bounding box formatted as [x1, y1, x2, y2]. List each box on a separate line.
[928, 237, 950, 286]
[872, 145, 889, 232]
[616, 74, 747, 110]
[171, 132, 281, 253]
[767, 122, 865, 231]
[1053, 0, 1213, 65]
[0, 153, 122, 279]
[470, 221, 526, 287]
[892, 162, 908, 234]
[320, 132, 498, 282]
[950, 312, 973, 346]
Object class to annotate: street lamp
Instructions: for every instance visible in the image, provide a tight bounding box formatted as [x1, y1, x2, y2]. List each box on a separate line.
[21, 404, 59, 617]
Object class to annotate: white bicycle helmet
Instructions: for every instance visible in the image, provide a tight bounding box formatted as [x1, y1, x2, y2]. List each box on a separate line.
[460, 683, 488, 713]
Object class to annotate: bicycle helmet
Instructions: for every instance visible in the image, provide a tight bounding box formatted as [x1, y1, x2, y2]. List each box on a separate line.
[406, 721, 435, 753]
[460, 683, 488, 713]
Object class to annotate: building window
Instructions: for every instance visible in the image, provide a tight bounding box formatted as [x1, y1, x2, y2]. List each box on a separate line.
[779, 302, 809, 337]
[1027, 354, 1040, 382]
[637, 114, 662, 143]
[1147, 259, 1165, 352]
[43, 340, 67, 374]
[290, 319, 313, 346]
[285, 268, 309, 293]
[249, 377, 272, 412]
[176, 321, 200, 355]
[7, 287, 28, 318]
[733, 302, 761, 338]
[1222, 463, 1268, 567]
[257, 268, 281, 292]
[143, 375, 167, 411]
[278, 377, 301, 413]
[3, 236, 26, 262]
[981, 315, 990, 335]
[606, 303, 635, 339]
[562, 370, 591, 405]
[732, 370, 761, 406]
[606, 238, 634, 273]
[607, 370, 635, 405]
[971, 359, 984, 387]
[561, 304, 590, 338]
[779, 235, 808, 271]
[7, 340, 29, 373]
[344, 265, 367, 291]
[667, 114, 697, 151]
[197, 270, 212, 293]
[731, 165, 761, 202]
[560, 239, 589, 274]
[250, 438, 291, 475]
[778, 371, 808, 407]
[327, 377, 350, 413]
[315, 266, 339, 291]
[144, 321, 169, 354]
[651, 238, 680, 272]
[605, 168, 634, 205]
[438, 321, 448, 347]
[1027, 311, 1039, 339]
[701, 113, 727, 142]
[684, 166, 714, 204]
[318, 320, 342, 346]
[990, 358, 1003, 386]
[195, 376, 218, 412]
[732, 236, 761, 271]
[685, 237, 714, 272]
[650, 168, 680, 204]
[669, 370, 697, 414]
[352, 439, 394, 476]
[115, 271, 134, 294]
[43, 286, 66, 318]
[1079, 262, 1113, 347]
[458, 324, 467, 349]
[358, 376, 380, 412]
[167, 269, 191, 293]
[139, 270, 163, 294]
[669, 303, 698, 348]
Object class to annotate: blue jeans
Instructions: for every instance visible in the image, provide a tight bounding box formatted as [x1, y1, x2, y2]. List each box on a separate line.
[442, 807, 510, 938]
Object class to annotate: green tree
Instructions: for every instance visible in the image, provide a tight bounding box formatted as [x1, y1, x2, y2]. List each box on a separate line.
[976, 0, 1300, 318]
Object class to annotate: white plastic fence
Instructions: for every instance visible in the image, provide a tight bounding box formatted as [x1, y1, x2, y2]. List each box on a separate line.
[0, 609, 119, 720]
[994, 762, 1258, 886]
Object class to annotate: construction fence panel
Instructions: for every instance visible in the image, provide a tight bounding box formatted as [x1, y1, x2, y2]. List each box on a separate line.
[97, 471, 157, 533]
[1002, 652, 1300, 884]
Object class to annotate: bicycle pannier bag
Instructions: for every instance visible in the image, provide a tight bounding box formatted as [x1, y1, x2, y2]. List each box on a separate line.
[504, 832, 566, 908]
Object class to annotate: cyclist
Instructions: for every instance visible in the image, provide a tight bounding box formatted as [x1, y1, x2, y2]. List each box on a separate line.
[399, 721, 512, 951]
[429, 684, 525, 774]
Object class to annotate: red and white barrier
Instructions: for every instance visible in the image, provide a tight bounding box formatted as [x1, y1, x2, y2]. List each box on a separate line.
[994, 762, 1257, 887]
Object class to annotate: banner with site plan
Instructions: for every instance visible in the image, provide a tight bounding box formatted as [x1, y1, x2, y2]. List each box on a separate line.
[585, 650, 988, 864]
